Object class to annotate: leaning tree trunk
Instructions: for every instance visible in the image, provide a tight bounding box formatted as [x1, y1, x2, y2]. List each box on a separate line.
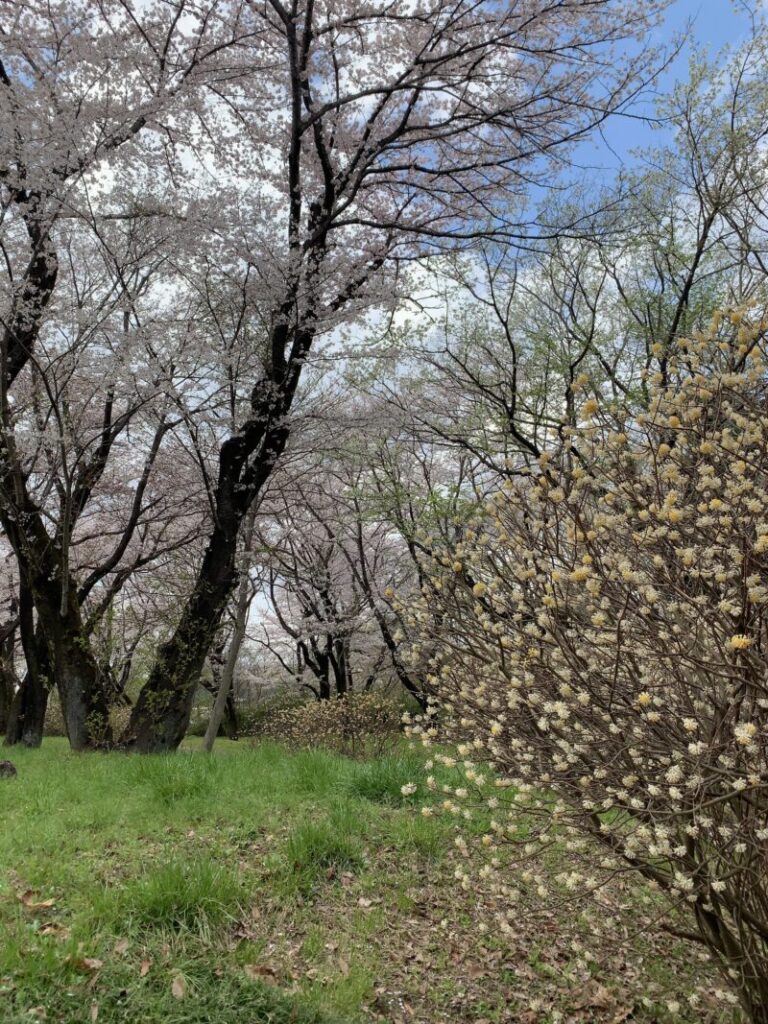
[202, 569, 251, 753]
[123, 411, 291, 753]
[122, 520, 239, 752]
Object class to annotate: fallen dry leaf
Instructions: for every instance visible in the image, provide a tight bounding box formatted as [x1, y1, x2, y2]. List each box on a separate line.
[90, 1002, 99, 1022]
[113, 939, 130, 956]
[19, 890, 56, 911]
[244, 964, 279, 985]
[610, 1007, 634, 1024]
[139, 960, 152, 978]
[572, 981, 615, 1011]
[171, 974, 187, 999]
[73, 958, 104, 974]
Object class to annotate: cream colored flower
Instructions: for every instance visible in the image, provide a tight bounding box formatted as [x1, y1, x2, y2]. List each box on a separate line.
[729, 634, 753, 651]
[580, 398, 599, 417]
[735, 723, 758, 746]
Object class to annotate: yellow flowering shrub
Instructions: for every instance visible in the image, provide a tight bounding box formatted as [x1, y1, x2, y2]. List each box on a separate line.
[405, 314, 768, 1022]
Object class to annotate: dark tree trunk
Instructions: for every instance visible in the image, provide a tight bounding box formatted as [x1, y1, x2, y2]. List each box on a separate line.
[31, 573, 112, 750]
[122, 521, 239, 752]
[221, 690, 239, 739]
[316, 648, 332, 700]
[0, 662, 13, 736]
[4, 588, 51, 747]
[1, 499, 112, 750]
[4, 609, 50, 748]
[4, 669, 49, 748]
[0, 623, 16, 735]
[122, 334, 299, 752]
[329, 635, 352, 696]
[298, 638, 332, 700]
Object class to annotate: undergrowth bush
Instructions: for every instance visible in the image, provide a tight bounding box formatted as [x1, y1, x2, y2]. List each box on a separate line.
[258, 692, 402, 757]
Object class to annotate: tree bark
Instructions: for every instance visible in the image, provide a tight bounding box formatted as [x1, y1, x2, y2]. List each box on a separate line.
[122, 520, 238, 752]
[0, 661, 13, 736]
[4, 669, 49, 748]
[35, 597, 111, 750]
[202, 569, 251, 753]
[123, 403, 291, 753]
[4, 589, 51, 748]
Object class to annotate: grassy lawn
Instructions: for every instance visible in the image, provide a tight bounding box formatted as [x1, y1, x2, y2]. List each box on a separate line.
[0, 740, 739, 1023]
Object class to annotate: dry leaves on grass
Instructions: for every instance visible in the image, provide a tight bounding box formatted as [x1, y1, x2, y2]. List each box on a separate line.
[72, 958, 104, 974]
[244, 964, 280, 986]
[17, 889, 55, 910]
[171, 974, 187, 999]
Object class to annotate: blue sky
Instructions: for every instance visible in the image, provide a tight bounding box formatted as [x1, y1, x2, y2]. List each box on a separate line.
[585, 0, 754, 171]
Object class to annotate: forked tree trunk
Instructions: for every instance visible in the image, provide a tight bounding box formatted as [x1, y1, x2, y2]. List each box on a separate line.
[1, 506, 112, 749]
[31, 577, 112, 750]
[4, 598, 49, 748]
[4, 669, 49, 748]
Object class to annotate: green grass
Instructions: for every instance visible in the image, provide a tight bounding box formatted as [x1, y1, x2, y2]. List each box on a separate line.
[107, 855, 244, 933]
[0, 739, 737, 1024]
[342, 752, 425, 804]
[282, 803, 365, 895]
[0, 740, 432, 1024]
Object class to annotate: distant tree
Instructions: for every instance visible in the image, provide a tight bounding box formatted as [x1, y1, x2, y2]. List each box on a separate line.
[391, 21, 768, 482]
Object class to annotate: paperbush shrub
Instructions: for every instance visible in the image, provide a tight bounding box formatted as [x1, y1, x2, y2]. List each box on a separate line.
[403, 311, 768, 1022]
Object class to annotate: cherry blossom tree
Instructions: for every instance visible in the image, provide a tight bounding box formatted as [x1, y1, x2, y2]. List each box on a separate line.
[123, 0, 671, 750]
[0, 0, 255, 747]
[1, 0, 671, 751]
